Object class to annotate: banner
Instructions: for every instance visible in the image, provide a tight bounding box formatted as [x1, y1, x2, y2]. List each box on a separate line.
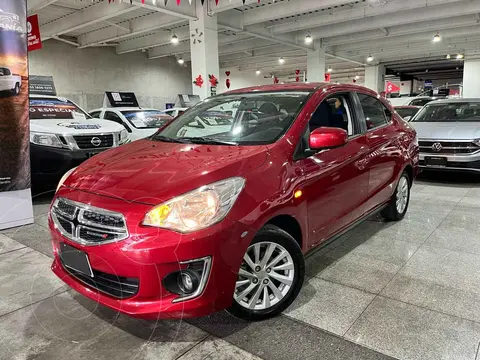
[27, 14, 42, 51]
[103, 91, 139, 108]
[0, 0, 33, 230]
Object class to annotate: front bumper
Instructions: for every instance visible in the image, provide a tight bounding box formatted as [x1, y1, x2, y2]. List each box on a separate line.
[31, 144, 111, 186]
[419, 152, 480, 173]
[49, 187, 253, 319]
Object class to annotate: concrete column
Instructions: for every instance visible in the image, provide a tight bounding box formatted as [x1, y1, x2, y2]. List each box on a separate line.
[364, 64, 385, 93]
[307, 40, 326, 82]
[189, 2, 219, 100]
[462, 58, 480, 98]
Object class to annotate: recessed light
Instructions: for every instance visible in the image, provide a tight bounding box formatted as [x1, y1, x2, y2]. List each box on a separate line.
[278, 57, 285, 64]
[327, 67, 333, 72]
[256, 70, 261, 75]
[177, 57, 184, 65]
[367, 54, 374, 62]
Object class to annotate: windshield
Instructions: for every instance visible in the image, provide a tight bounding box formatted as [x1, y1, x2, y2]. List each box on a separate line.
[29, 97, 92, 120]
[396, 107, 420, 119]
[154, 91, 310, 145]
[412, 102, 480, 122]
[121, 110, 172, 129]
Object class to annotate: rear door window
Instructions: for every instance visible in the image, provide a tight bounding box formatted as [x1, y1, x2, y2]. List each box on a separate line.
[357, 93, 389, 130]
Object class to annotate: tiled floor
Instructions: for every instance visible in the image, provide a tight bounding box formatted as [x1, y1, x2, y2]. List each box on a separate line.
[1, 172, 480, 360]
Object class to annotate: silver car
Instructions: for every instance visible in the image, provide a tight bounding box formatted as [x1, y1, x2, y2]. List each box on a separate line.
[409, 99, 480, 173]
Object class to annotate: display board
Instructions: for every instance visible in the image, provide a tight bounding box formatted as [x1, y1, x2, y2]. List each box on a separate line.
[0, 0, 34, 230]
[103, 91, 139, 108]
[29, 75, 56, 95]
[178, 94, 201, 108]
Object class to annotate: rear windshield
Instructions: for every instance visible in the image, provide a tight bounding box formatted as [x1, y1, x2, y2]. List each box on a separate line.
[412, 102, 480, 122]
[154, 91, 310, 145]
[29, 97, 91, 120]
[395, 107, 420, 119]
[121, 110, 172, 129]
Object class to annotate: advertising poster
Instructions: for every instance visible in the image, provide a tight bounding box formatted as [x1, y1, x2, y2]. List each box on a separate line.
[0, 0, 29, 192]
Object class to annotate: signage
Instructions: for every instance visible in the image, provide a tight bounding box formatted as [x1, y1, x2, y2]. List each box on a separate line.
[424, 80, 433, 89]
[165, 103, 175, 109]
[0, 0, 34, 229]
[178, 94, 200, 108]
[385, 81, 400, 93]
[29, 75, 56, 96]
[104, 92, 139, 108]
[27, 14, 41, 51]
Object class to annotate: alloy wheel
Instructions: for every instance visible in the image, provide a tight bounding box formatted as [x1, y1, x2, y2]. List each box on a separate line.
[234, 241, 295, 310]
[396, 176, 409, 214]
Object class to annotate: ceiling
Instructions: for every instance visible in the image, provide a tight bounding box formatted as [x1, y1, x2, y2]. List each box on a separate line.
[28, 0, 480, 83]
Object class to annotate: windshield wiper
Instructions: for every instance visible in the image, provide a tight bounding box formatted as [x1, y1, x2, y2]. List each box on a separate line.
[182, 137, 238, 146]
[152, 135, 190, 143]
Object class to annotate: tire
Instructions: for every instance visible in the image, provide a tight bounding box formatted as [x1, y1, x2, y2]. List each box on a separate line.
[12, 83, 19, 96]
[381, 171, 411, 221]
[227, 224, 305, 321]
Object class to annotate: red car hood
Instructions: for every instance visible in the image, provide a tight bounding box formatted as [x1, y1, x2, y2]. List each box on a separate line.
[65, 139, 268, 205]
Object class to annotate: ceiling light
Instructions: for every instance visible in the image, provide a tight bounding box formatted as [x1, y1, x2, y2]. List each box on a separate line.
[177, 57, 184, 65]
[425, 69, 429, 72]
[446, 54, 451, 59]
[367, 54, 374, 62]
[456, 53, 464, 59]
[327, 67, 333, 72]
[256, 70, 261, 75]
[355, 75, 360, 79]
[305, 33, 313, 44]
[278, 57, 285, 64]
[432, 32, 441, 43]
[171, 34, 179, 44]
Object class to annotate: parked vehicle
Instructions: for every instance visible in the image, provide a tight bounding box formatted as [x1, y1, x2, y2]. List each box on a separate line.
[394, 105, 422, 121]
[30, 95, 129, 187]
[0, 67, 21, 95]
[409, 98, 480, 173]
[89, 107, 173, 141]
[161, 107, 187, 118]
[50, 83, 418, 321]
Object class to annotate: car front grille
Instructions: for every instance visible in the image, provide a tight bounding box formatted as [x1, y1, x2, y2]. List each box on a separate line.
[62, 264, 139, 299]
[51, 197, 128, 246]
[419, 140, 480, 154]
[73, 134, 114, 149]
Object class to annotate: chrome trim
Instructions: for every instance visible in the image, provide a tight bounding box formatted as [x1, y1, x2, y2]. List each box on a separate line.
[172, 256, 212, 303]
[77, 208, 125, 231]
[419, 165, 480, 173]
[51, 197, 128, 246]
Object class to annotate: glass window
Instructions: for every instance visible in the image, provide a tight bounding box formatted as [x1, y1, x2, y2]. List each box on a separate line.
[410, 98, 432, 107]
[104, 111, 123, 124]
[29, 97, 92, 120]
[121, 110, 172, 129]
[155, 92, 310, 145]
[395, 107, 420, 119]
[358, 93, 388, 130]
[412, 102, 480, 122]
[309, 94, 354, 136]
[89, 111, 101, 118]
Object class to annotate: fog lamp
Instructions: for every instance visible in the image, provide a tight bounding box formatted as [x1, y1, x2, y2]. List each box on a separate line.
[177, 270, 200, 295]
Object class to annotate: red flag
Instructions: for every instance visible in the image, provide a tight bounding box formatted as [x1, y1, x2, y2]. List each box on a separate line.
[177, 0, 181, 4]
[324, 73, 331, 82]
[215, 0, 219, 4]
[385, 81, 400, 93]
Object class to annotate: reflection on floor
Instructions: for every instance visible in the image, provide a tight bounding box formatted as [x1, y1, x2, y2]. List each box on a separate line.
[1, 171, 480, 360]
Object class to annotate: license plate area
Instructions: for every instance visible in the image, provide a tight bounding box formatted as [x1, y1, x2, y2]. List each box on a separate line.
[425, 156, 447, 168]
[60, 242, 93, 277]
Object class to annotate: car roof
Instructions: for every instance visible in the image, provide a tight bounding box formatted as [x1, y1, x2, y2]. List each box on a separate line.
[90, 107, 159, 112]
[427, 98, 480, 104]
[394, 105, 422, 109]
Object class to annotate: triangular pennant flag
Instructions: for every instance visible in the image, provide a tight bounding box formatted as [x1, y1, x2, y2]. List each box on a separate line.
[242, 0, 246, 4]
[215, 0, 219, 4]
[176, 0, 181, 5]
[164, 0, 168, 5]
[142, 0, 145, 3]
[201, 0, 205, 5]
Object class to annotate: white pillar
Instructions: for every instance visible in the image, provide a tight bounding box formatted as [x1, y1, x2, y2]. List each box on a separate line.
[189, 1, 219, 100]
[307, 40, 326, 82]
[463, 58, 480, 98]
[364, 64, 385, 93]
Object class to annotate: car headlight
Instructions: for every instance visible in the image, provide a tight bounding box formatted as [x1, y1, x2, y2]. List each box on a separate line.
[119, 129, 129, 144]
[56, 167, 76, 192]
[143, 177, 245, 233]
[30, 132, 63, 148]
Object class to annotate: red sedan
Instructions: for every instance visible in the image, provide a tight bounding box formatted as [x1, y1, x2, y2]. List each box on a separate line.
[49, 83, 419, 321]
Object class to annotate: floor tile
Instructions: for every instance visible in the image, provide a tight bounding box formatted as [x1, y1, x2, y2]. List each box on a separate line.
[441, 211, 480, 233]
[0, 248, 65, 316]
[419, 185, 470, 198]
[0, 234, 25, 255]
[372, 216, 441, 244]
[0, 223, 53, 258]
[0, 291, 207, 360]
[190, 312, 395, 360]
[465, 188, 480, 198]
[345, 296, 480, 360]
[179, 337, 262, 360]
[382, 246, 480, 322]
[425, 223, 480, 255]
[285, 277, 375, 336]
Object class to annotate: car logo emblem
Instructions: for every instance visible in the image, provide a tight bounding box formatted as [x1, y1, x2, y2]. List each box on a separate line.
[91, 137, 102, 147]
[432, 142, 442, 152]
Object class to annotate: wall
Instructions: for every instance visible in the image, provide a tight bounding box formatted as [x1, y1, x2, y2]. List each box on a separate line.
[218, 68, 272, 93]
[29, 40, 192, 110]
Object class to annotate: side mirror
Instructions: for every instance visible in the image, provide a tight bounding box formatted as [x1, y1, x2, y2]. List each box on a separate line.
[403, 116, 412, 121]
[309, 127, 348, 150]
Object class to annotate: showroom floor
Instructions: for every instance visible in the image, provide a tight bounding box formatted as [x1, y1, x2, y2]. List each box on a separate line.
[1, 173, 480, 360]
